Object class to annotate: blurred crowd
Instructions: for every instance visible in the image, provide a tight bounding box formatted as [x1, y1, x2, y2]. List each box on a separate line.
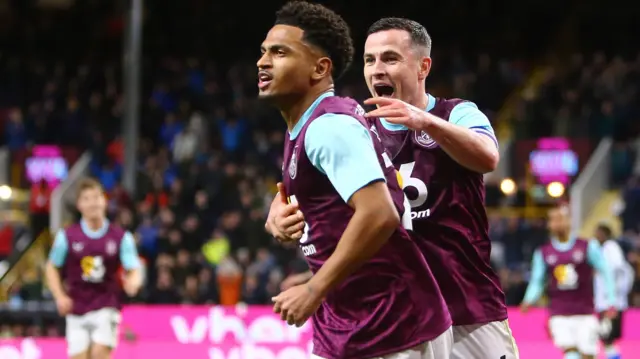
[0, 0, 639, 338]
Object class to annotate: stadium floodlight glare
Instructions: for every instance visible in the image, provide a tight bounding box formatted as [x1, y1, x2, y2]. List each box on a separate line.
[0, 185, 12, 201]
[500, 178, 516, 196]
[547, 181, 565, 198]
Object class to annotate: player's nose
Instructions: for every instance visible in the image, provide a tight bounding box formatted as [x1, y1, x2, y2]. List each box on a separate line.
[257, 54, 272, 70]
[371, 64, 387, 77]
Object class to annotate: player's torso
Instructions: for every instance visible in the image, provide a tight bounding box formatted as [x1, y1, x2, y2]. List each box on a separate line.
[64, 224, 124, 315]
[541, 239, 594, 316]
[282, 96, 451, 358]
[282, 96, 412, 272]
[370, 97, 507, 325]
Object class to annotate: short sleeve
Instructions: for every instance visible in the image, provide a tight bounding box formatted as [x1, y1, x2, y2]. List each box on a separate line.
[119, 232, 142, 270]
[449, 102, 498, 149]
[305, 114, 386, 202]
[48, 230, 68, 268]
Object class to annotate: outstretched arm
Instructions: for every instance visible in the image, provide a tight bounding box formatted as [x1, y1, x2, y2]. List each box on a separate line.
[365, 98, 499, 173]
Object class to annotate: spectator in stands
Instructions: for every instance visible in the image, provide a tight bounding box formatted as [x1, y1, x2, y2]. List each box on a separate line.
[29, 179, 51, 238]
[4, 108, 27, 150]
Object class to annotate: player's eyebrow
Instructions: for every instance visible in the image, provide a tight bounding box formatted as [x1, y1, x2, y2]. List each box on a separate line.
[261, 44, 293, 54]
[363, 50, 403, 60]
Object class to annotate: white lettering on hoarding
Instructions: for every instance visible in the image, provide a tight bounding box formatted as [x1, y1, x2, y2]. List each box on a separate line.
[208, 344, 310, 359]
[170, 307, 310, 344]
[0, 339, 41, 359]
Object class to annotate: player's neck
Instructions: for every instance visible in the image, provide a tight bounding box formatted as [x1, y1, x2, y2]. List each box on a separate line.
[281, 85, 334, 132]
[413, 90, 429, 111]
[555, 232, 570, 243]
[83, 217, 106, 231]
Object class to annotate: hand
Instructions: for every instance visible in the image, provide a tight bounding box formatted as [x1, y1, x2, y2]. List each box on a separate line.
[273, 202, 305, 242]
[604, 307, 618, 319]
[265, 183, 306, 243]
[55, 295, 73, 316]
[281, 271, 312, 291]
[265, 182, 288, 235]
[272, 283, 323, 327]
[364, 97, 434, 131]
[519, 303, 530, 314]
[123, 277, 141, 297]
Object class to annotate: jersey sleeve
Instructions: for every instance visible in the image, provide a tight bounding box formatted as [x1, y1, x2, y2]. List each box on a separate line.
[523, 249, 546, 304]
[48, 230, 68, 268]
[449, 102, 498, 149]
[120, 232, 142, 271]
[305, 113, 385, 202]
[587, 239, 616, 306]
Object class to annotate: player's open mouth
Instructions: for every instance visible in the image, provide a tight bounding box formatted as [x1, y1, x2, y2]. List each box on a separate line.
[258, 71, 273, 90]
[374, 84, 394, 98]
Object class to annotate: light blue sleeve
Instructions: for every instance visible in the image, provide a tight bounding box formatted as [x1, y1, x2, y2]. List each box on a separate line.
[587, 239, 616, 306]
[449, 102, 498, 148]
[48, 230, 68, 268]
[523, 249, 547, 304]
[305, 113, 386, 202]
[120, 232, 142, 270]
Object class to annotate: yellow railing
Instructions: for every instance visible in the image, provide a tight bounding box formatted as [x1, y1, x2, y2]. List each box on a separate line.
[0, 230, 51, 302]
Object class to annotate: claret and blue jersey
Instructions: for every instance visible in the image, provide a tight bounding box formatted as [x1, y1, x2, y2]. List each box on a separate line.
[523, 236, 616, 316]
[368, 94, 508, 326]
[281, 92, 451, 359]
[378, 93, 499, 149]
[48, 219, 141, 315]
[49, 219, 141, 271]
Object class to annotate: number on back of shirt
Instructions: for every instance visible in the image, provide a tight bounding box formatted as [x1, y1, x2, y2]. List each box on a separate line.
[288, 195, 310, 243]
[399, 162, 428, 208]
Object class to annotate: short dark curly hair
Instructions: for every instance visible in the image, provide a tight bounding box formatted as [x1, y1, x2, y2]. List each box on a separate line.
[275, 1, 354, 80]
[368, 17, 432, 56]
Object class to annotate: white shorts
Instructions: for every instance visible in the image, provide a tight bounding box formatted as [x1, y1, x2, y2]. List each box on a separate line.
[65, 307, 121, 356]
[311, 327, 453, 359]
[451, 320, 519, 359]
[548, 314, 599, 355]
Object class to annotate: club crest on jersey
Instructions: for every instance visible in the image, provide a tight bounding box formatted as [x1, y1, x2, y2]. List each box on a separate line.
[106, 240, 117, 255]
[415, 130, 438, 148]
[572, 250, 584, 263]
[72, 242, 84, 253]
[289, 146, 298, 179]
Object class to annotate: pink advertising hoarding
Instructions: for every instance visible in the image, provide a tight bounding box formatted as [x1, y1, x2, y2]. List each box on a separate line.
[1, 307, 638, 359]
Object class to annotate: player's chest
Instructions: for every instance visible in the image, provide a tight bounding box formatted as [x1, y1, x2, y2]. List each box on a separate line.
[67, 236, 119, 263]
[282, 143, 331, 198]
[392, 142, 453, 185]
[545, 250, 589, 280]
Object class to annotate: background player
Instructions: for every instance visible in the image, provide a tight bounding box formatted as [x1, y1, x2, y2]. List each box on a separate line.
[45, 178, 142, 359]
[593, 224, 634, 359]
[258, 2, 452, 358]
[521, 206, 617, 359]
[268, 17, 517, 359]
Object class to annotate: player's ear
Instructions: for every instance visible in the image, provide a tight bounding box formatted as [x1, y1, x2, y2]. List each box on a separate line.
[312, 57, 332, 81]
[417, 56, 431, 81]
